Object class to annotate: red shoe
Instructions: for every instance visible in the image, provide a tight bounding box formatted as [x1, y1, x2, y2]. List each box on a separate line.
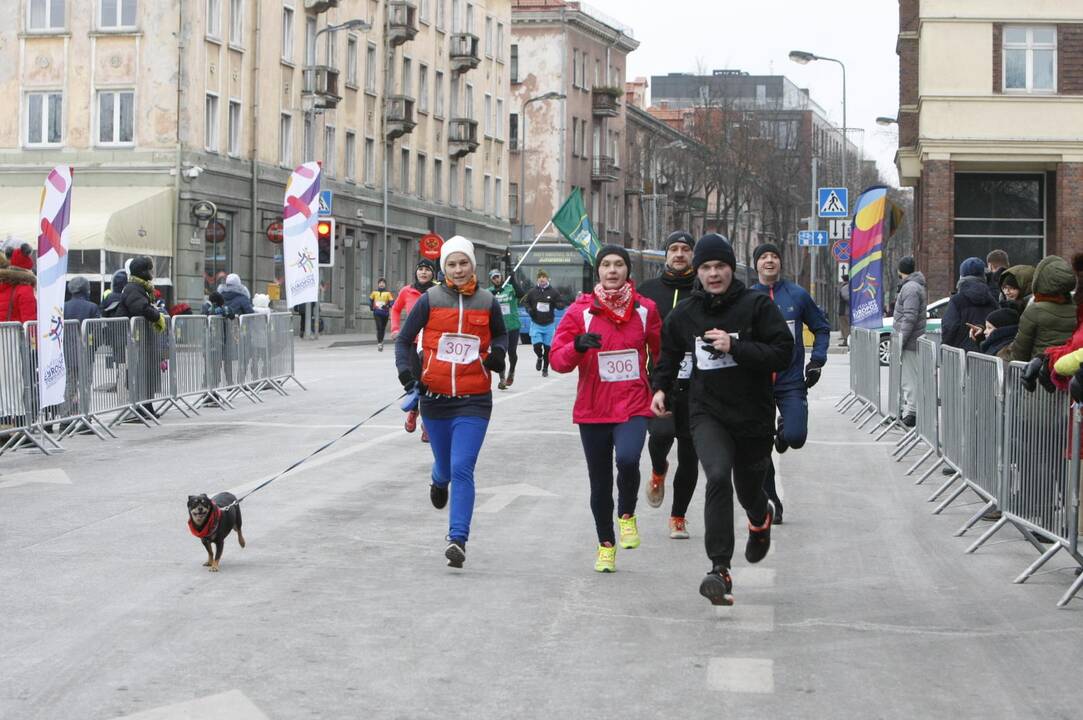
[421, 425, 430, 443]
[404, 410, 418, 433]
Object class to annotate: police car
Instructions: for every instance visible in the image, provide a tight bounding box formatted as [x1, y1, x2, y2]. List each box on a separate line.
[876, 296, 949, 366]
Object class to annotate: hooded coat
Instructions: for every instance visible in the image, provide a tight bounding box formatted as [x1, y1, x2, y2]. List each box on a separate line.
[64, 278, 102, 322]
[893, 271, 927, 350]
[0, 253, 36, 322]
[998, 264, 1035, 314]
[220, 274, 255, 316]
[1006, 255, 1077, 362]
[941, 275, 999, 352]
[100, 270, 128, 316]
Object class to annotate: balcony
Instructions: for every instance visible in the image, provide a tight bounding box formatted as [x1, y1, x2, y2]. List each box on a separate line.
[386, 95, 417, 140]
[388, 1, 419, 46]
[448, 118, 479, 159]
[301, 66, 342, 110]
[449, 33, 480, 74]
[591, 155, 619, 183]
[303, 0, 338, 12]
[591, 86, 621, 117]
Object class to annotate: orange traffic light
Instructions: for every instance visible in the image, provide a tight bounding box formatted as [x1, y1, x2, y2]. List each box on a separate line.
[317, 221, 332, 236]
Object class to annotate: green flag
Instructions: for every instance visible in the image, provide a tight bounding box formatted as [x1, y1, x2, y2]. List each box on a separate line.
[552, 187, 601, 265]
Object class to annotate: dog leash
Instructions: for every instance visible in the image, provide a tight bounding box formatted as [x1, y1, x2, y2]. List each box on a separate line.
[218, 392, 406, 511]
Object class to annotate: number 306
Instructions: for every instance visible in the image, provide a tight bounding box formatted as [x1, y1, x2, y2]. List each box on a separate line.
[606, 359, 634, 374]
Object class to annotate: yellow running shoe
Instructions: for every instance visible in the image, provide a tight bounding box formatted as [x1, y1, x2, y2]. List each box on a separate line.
[618, 515, 640, 549]
[594, 543, 616, 573]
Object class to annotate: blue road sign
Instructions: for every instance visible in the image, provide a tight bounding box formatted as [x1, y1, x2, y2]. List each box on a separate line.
[798, 230, 830, 247]
[818, 187, 849, 218]
[318, 190, 333, 216]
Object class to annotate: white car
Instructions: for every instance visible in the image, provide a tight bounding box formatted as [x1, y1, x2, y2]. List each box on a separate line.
[876, 296, 949, 365]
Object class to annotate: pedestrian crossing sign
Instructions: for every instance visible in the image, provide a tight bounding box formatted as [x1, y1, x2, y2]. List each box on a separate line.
[818, 187, 848, 218]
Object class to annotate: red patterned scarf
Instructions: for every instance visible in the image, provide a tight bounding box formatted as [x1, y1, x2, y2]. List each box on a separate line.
[593, 281, 635, 324]
[188, 504, 221, 539]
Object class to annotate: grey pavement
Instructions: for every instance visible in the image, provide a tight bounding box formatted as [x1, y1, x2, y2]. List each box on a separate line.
[1, 343, 1082, 719]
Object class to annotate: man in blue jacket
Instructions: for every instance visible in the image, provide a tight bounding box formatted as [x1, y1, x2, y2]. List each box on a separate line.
[751, 243, 831, 523]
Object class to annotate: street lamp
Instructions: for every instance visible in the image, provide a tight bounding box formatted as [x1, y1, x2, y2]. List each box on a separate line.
[316, 18, 372, 38]
[876, 116, 898, 126]
[650, 139, 687, 248]
[518, 91, 566, 243]
[789, 49, 848, 190]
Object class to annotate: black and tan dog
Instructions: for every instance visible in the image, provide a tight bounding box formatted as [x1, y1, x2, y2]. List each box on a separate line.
[187, 493, 246, 572]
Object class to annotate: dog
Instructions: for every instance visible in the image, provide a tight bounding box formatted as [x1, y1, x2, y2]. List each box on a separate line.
[187, 492, 245, 572]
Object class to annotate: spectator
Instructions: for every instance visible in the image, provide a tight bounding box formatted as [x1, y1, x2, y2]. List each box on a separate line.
[10, 243, 35, 273]
[100, 269, 127, 316]
[837, 272, 850, 347]
[967, 307, 1019, 358]
[169, 303, 193, 316]
[986, 249, 1010, 301]
[1005, 254, 1077, 363]
[252, 293, 272, 315]
[1072, 253, 1083, 327]
[369, 278, 394, 351]
[0, 251, 36, 322]
[998, 264, 1034, 315]
[894, 256, 927, 427]
[117, 256, 166, 416]
[220, 273, 255, 316]
[941, 257, 999, 353]
[64, 276, 101, 322]
[202, 291, 235, 318]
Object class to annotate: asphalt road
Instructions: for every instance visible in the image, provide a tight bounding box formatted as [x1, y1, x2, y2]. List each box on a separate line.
[2, 341, 1081, 720]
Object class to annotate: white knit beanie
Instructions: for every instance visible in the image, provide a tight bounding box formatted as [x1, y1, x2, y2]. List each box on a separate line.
[439, 235, 476, 273]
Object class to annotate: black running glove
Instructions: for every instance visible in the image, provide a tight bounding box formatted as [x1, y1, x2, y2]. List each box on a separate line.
[805, 358, 825, 389]
[483, 347, 506, 374]
[574, 332, 603, 353]
[398, 369, 418, 392]
[1038, 356, 1056, 394]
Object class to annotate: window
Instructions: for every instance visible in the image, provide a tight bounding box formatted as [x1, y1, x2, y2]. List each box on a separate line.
[485, 16, 493, 57]
[365, 43, 377, 92]
[509, 182, 519, 223]
[494, 178, 502, 218]
[400, 148, 410, 193]
[324, 126, 335, 176]
[435, 70, 445, 116]
[509, 112, 518, 150]
[419, 0, 430, 23]
[496, 22, 504, 61]
[450, 75, 460, 116]
[100, 0, 136, 29]
[26, 92, 62, 146]
[205, 94, 219, 151]
[29, 0, 65, 29]
[572, 50, 580, 89]
[402, 57, 412, 97]
[303, 114, 314, 160]
[279, 112, 292, 165]
[418, 64, 429, 112]
[510, 44, 518, 83]
[434, 158, 443, 202]
[97, 90, 134, 145]
[571, 118, 579, 157]
[347, 35, 358, 86]
[465, 2, 474, 35]
[206, 0, 221, 38]
[228, 99, 241, 155]
[465, 82, 474, 120]
[484, 94, 492, 136]
[325, 26, 337, 67]
[364, 137, 375, 184]
[483, 174, 491, 214]
[229, 0, 242, 44]
[417, 153, 426, 200]
[305, 16, 316, 66]
[281, 7, 293, 61]
[463, 167, 473, 210]
[451, 0, 461, 32]
[1004, 26, 1056, 92]
[450, 160, 459, 206]
[345, 131, 357, 179]
[953, 173, 1046, 271]
[436, 0, 446, 30]
[495, 98, 503, 140]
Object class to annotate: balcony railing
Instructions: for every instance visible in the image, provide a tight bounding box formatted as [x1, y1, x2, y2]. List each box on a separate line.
[301, 66, 342, 110]
[303, 0, 338, 12]
[591, 155, 619, 183]
[386, 95, 416, 140]
[388, 1, 419, 46]
[448, 118, 479, 159]
[591, 87, 621, 117]
[449, 33, 480, 74]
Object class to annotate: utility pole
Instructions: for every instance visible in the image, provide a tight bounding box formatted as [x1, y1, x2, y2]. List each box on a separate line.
[810, 157, 818, 300]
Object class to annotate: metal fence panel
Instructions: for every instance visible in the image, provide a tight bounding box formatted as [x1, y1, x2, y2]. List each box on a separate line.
[23, 319, 87, 430]
[939, 345, 967, 473]
[83, 317, 135, 426]
[963, 353, 1004, 500]
[172, 315, 210, 405]
[916, 337, 940, 452]
[239, 313, 271, 388]
[0, 321, 31, 431]
[887, 330, 902, 419]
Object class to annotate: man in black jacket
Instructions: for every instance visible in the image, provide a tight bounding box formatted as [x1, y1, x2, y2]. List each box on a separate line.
[637, 231, 698, 539]
[651, 233, 793, 607]
[523, 270, 563, 377]
[118, 256, 166, 415]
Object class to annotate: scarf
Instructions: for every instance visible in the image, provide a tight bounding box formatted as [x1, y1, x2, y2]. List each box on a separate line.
[1034, 292, 1070, 304]
[592, 281, 635, 324]
[412, 279, 435, 292]
[446, 275, 478, 296]
[188, 504, 221, 539]
[130, 276, 168, 332]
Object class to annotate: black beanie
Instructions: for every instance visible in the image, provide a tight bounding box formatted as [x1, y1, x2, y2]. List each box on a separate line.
[753, 243, 782, 266]
[595, 244, 632, 277]
[693, 233, 736, 271]
[416, 258, 437, 274]
[665, 231, 695, 251]
[986, 308, 1020, 328]
[898, 256, 916, 275]
[130, 256, 154, 281]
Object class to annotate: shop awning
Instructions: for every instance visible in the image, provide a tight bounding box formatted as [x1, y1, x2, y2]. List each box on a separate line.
[0, 185, 174, 257]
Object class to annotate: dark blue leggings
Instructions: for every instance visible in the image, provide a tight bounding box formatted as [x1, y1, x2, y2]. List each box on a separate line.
[765, 387, 808, 500]
[578, 416, 648, 545]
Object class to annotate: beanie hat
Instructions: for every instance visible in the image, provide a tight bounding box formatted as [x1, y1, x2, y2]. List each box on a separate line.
[960, 256, 986, 278]
[753, 242, 782, 267]
[130, 256, 154, 281]
[986, 308, 1020, 328]
[594, 244, 632, 277]
[439, 235, 476, 272]
[11, 247, 33, 270]
[665, 231, 695, 251]
[416, 258, 437, 274]
[693, 233, 736, 271]
[898, 256, 916, 275]
[489, 268, 503, 279]
[68, 276, 90, 296]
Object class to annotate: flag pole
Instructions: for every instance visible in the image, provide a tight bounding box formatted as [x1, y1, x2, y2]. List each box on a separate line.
[511, 219, 554, 275]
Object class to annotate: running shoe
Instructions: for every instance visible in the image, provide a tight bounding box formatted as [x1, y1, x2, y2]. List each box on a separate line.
[542, 369, 549, 378]
[699, 567, 734, 606]
[646, 463, 667, 508]
[744, 500, 775, 564]
[594, 543, 616, 573]
[404, 410, 418, 433]
[774, 417, 788, 454]
[506, 372, 515, 387]
[445, 539, 466, 568]
[498, 374, 507, 390]
[536, 357, 543, 371]
[669, 516, 689, 539]
[618, 515, 640, 549]
[421, 426, 430, 443]
[430, 482, 448, 509]
[378, 343, 384, 352]
[772, 497, 785, 525]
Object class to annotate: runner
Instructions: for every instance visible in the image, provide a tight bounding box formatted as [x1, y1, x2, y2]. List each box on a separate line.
[523, 270, 563, 377]
[390, 258, 438, 441]
[487, 255, 522, 390]
[551, 245, 661, 573]
[650, 233, 793, 606]
[750, 243, 830, 524]
[369, 278, 394, 351]
[394, 236, 507, 568]
[637, 231, 699, 538]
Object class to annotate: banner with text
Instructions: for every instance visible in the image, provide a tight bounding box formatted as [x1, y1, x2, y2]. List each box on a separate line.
[849, 186, 888, 330]
[282, 162, 321, 308]
[36, 166, 74, 409]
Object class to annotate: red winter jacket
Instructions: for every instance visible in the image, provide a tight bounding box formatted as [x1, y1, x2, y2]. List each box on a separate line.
[391, 284, 424, 334]
[0, 257, 36, 322]
[550, 290, 661, 424]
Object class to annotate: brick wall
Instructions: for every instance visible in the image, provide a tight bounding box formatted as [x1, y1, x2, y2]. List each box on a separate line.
[918, 160, 953, 298]
[992, 24, 1002, 93]
[1059, 24, 1083, 95]
[896, 0, 919, 148]
[899, 0, 919, 34]
[1057, 163, 1083, 262]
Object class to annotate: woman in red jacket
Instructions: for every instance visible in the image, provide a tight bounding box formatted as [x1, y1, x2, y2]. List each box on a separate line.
[0, 251, 36, 322]
[391, 258, 437, 438]
[551, 245, 661, 572]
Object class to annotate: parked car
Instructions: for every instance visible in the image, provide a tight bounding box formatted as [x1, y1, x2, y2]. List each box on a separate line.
[876, 296, 949, 365]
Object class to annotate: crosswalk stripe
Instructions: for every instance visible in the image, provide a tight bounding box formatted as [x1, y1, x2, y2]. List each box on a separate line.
[707, 657, 774, 693]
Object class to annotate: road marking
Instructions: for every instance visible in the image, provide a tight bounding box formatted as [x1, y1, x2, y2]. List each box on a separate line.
[475, 483, 557, 513]
[0, 468, 72, 490]
[735, 567, 776, 588]
[112, 689, 269, 719]
[713, 604, 775, 631]
[707, 658, 774, 693]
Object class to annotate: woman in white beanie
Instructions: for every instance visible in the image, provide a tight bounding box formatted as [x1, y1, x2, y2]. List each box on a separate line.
[394, 235, 508, 568]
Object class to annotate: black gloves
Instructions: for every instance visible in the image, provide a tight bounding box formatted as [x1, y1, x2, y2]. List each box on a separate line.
[1038, 356, 1056, 394]
[574, 332, 603, 353]
[1021, 356, 1044, 393]
[1071, 367, 1083, 404]
[805, 358, 825, 389]
[398, 369, 418, 392]
[483, 347, 506, 374]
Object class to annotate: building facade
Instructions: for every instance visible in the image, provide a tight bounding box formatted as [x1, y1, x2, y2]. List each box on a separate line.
[0, 0, 512, 332]
[896, 0, 1083, 299]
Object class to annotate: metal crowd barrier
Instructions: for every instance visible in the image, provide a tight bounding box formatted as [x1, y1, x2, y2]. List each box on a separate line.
[172, 315, 214, 411]
[848, 328, 882, 429]
[83, 317, 140, 430]
[927, 345, 968, 510]
[267, 311, 305, 392]
[909, 336, 943, 482]
[876, 331, 907, 441]
[0, 321, 48, 453]
[948, 353, 1005, 537]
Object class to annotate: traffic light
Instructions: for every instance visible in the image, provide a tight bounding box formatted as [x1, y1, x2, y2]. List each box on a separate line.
[317, 217, 335, 267]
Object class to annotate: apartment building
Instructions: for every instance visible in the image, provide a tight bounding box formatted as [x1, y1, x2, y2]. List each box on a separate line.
[0, 0, 511, 332]
[896, 0, 1083, 298]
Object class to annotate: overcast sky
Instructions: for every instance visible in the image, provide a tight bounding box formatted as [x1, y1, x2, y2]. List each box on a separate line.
[585, 0, 902, 186]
